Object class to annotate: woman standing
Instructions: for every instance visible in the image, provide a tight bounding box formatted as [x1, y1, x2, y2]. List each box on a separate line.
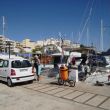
[33, 55, 41, 81]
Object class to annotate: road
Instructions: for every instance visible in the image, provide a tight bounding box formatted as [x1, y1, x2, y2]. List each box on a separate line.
[0, 78, 110, 110]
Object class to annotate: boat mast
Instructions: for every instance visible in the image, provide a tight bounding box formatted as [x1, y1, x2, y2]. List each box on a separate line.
[2, 16, 5, 36]
[2, 16, 5, 53]
[101, 19, 103, 51]
[86, 27, 89, 46]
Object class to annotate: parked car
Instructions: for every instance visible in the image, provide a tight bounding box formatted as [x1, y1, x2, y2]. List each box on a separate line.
[0, 58, 34, 87]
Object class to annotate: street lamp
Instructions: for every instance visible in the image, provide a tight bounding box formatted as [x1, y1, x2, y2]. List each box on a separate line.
[6, 41, 11, 59]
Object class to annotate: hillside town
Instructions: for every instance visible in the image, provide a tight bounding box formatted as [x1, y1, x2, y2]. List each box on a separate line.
[0, 34, 95, 56]
[0, 35, 80, 53]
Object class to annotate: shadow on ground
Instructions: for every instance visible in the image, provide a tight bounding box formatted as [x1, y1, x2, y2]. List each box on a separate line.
[49, 81, 59, 86]
[0, 80, 34, 87]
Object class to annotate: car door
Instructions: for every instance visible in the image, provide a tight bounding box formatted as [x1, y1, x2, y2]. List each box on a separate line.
[2, 60, 9, 82]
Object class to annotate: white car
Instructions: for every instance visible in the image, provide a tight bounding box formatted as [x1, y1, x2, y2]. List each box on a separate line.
[0, 58, 35, 87]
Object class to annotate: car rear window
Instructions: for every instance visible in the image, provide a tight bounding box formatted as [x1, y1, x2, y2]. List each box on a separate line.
[11, 60, 32, 68]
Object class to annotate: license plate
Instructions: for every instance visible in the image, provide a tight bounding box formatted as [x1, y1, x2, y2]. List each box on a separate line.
[20, 69, 28, 72]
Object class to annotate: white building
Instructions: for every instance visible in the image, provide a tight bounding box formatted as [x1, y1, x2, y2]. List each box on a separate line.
[0, 35, 5, 52]
[36, 40, 44, 46]
[21, 39, 36, 52]
[0, 35, 16, 53]
[5, 38, 15, 53]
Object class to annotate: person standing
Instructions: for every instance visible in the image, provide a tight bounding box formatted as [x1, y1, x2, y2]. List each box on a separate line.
[33, 55, 41, 81]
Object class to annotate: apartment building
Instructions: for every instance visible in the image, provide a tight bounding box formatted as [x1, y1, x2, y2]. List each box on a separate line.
[22, 39, 38, 49]
[0, 35, 16, 53]
[0, 35, 5, 52]
[21, 39, 36, 52]
[5, 38, 15, 53]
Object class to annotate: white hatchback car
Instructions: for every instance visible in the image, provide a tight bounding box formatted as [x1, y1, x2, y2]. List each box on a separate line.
[0, 58, 34, 87]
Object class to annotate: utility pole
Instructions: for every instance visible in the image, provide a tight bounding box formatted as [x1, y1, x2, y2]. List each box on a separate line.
[6, 41, 11, 59]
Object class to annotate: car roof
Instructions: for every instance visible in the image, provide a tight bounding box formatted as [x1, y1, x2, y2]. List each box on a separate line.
[0, 57, 27, 61]
[0, 54, 24, 59]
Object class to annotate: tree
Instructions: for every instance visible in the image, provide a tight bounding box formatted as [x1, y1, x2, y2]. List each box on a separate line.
[19, 48, 26, 53]
[32, 46, 42, 53]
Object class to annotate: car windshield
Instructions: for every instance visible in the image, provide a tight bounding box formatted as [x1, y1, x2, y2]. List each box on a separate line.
[11, 60, 32, 68]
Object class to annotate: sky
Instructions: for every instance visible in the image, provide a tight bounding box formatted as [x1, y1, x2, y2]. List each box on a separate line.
[0, 0, 110, 51]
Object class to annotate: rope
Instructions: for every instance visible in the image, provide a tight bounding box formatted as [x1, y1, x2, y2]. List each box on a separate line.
[78, 0, 95, 43]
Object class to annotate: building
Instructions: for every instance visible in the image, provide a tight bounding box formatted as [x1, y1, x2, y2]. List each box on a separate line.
[15, 41, 22, 48]
[0, 35, 15, 53]
[22, 39, 31, 48]
[5, 38, 15, 53]
[36, 40, 44, 47]
[0, 35, 5, 52]
[21, 38, 36, 52]
[43, 38, 57, 46]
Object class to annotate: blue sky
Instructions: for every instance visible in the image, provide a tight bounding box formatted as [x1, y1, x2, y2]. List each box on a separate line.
[0, 0, 110, 51]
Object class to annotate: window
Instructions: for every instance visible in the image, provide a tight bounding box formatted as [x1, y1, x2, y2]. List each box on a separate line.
[11, 60, 32, 68]
[0, 59, 4, 67]
[3, 60, 9, 67]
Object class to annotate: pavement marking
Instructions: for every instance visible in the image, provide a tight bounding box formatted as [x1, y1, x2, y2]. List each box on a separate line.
[23, 83, 44, 88]
[74, 93, 95, 103]
[46, 88, 65, 95]
[21, 82, 110, 110]
[54, 89, 74, 97]
[86, 95, 108, 107]
[62, 91, 84, 100]
[99, 98, 110, 110]
[31, 85, 51, 90]
[38, 86, 59, 92]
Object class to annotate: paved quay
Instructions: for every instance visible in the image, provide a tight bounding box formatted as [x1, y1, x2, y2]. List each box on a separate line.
[0, 77, 110, 110]
[21, 77, 110, 110]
